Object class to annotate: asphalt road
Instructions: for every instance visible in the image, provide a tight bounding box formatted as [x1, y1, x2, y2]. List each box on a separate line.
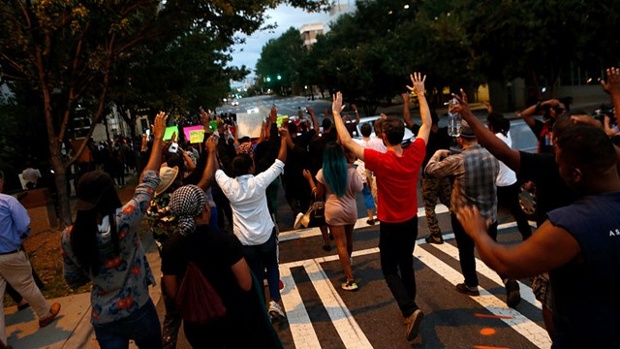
[164, 94, 550, 348]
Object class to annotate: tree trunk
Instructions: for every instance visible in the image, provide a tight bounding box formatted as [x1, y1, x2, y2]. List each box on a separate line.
[52, 154, 72, 227]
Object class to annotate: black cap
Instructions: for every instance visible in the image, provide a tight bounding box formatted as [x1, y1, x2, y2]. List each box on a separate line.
[75, 171, 120, 211]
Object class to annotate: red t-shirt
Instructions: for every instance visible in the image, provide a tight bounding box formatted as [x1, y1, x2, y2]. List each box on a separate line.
[364, 138, 426, 223]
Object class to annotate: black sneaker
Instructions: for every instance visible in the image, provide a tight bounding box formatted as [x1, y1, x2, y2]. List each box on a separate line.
[505, 279, 521, 308]
[404, 309, 424, 341]
[425, 234, 444, 244]
[455, 283, 480, 296]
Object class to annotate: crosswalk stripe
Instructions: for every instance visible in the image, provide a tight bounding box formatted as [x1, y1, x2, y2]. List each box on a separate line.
[430, 234, 542, 310]
[415, 245, 552, 348]
[279, 264, 322, 349]
[303, 261, 373, 348]
[279, 205, 451, 242]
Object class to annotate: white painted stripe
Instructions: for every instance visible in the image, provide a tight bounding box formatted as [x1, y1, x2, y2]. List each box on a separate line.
[415, 246, 552, 348]
[279, 264, 322, 349]
[279, 205, 450, 242]
[430, 233, 542, 309]
[304, 261, 373, 348]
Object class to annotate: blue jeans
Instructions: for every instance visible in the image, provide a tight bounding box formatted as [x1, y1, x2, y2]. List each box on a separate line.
[242, 229, 280, 302]
[93, 299, 162, 349]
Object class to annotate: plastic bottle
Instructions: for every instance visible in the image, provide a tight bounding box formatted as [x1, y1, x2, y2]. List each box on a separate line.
[447, 98, 462, 137]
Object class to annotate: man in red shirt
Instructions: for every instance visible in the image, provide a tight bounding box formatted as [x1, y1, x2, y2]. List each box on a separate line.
[332, 72, 431, 341]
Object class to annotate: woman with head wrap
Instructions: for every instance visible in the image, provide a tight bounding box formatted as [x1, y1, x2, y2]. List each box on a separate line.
[161, 185, 282, 348]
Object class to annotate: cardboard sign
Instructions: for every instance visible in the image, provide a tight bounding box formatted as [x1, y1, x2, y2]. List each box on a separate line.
[163, 126, 178, 141]
[236, 112, 264, 138]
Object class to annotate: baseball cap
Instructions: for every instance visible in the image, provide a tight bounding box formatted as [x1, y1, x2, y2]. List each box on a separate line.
[75, 170, 121, 211]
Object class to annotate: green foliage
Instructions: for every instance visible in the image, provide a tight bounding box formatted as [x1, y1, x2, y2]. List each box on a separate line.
[255, 0, 619, 113]
[0, 0, 328, 226]
[256, 27, 306, 93]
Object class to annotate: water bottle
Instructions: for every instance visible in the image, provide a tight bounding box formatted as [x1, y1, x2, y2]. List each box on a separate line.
[447, 98, 462, 137]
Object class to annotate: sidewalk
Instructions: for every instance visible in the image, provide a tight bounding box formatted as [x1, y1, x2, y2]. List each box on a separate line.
[4, 233, 161, 349]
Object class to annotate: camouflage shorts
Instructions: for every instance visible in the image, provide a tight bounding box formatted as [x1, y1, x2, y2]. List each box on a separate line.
[531, 272, 552, 309]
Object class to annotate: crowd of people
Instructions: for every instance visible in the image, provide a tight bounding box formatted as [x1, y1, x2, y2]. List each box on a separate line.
[2, 66, 619, 348]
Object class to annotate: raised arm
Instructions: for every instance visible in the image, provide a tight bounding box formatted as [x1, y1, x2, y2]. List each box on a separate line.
[351, 104, 360, 126]
[401, 92, 415, 129]
[277, 127, 289, 163]
[307, 107, 320, 133]
[452, 90, 522, 173]
[141, 111, 168, 179]
[456, 205, 580, 279]
[197, 136, 218, 190]
[406, 73, 431, 143]
[601, 67, 620, 127]
[332, 92, 365, 160]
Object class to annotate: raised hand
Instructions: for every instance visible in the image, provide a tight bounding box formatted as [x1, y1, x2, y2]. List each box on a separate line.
[451, 89, 470, 115]
[205, 135, 217, 153]
[200, 108, 210, 127]
[332, 92, 345, 115]
[406, 72, 426, 97]
[601, 67, 620, 95]
[269, 105, 278, 123]
[402, 92, 411, 104]
[153, 111, 168, 140]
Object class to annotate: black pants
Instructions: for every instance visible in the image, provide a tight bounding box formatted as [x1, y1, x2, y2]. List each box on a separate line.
[378, 216, 419, 318]
[451, 214, 498, 287]
[497, 183, 532, 240]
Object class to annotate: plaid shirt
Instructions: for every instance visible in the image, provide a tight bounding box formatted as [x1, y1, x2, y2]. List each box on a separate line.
[424, 144, 499, 221]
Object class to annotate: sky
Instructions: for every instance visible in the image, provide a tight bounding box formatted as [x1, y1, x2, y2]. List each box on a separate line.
[228, 4, 332, 76]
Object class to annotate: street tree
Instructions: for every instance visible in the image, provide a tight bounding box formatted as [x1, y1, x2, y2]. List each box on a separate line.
[0, 0, 328, 227]
[256, 27, 305, 95]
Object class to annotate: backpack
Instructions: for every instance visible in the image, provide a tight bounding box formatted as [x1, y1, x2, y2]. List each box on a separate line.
[175, 261, 226, 325]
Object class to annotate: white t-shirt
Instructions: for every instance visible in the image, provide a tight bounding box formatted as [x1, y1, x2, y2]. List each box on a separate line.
[495, 132, 517, 187]
[215, 159, 284, 245]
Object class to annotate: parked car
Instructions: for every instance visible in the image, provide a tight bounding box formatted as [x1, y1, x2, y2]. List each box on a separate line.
[355, 116, 414, 145]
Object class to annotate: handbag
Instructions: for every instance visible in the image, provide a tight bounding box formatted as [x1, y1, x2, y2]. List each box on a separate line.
[175, 261, 226, 325]
[301, 194, 326, 228]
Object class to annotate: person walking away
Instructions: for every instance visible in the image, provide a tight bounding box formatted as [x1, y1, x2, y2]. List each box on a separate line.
[425, 120, 521, 308]
[60, 111, 169, 349]
[486, 112, 532, 240]
[403, 101, 453, 244]
[331, 72, 432, 341]
[214, 126, 289, 321]
[0, 170, 61, 348]
[162, 185, 282, 348]
[303, 143, 363, 290]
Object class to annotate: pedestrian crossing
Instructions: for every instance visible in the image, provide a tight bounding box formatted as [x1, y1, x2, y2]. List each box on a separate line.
[275, 207, 551, 348]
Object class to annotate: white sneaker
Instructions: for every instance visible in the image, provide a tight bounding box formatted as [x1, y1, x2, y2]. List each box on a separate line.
[268, 300, 286, 319]
[293, 212, 304, 229]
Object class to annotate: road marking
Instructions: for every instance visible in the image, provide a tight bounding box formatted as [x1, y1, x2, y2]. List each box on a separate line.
[429, 230, 542, 310]
[279, 205, 450, 242]
[303, 260, 373, 349]
[415, 245, 552, 349]
[279, 263, 322, 349]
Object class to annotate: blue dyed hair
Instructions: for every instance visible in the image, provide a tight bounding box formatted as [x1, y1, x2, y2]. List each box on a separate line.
[322, 142, 348, 197]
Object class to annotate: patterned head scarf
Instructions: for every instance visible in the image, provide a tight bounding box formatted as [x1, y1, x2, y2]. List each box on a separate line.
[169, 185, 207, 236]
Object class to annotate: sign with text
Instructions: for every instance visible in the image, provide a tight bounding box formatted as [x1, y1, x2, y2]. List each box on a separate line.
[183, 125, 205, 144]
